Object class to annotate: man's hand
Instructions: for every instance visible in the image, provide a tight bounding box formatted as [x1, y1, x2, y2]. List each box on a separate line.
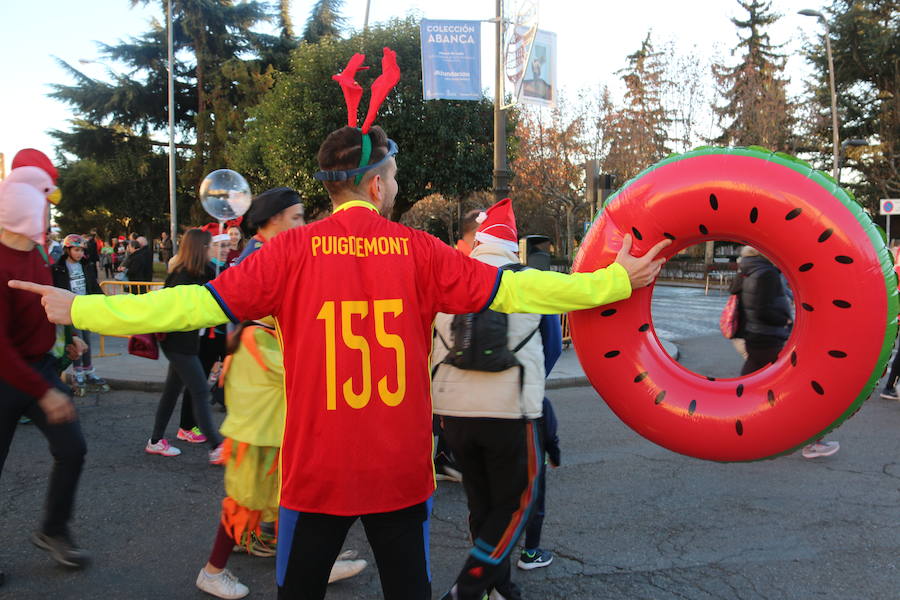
[7, 281, 76, 325]
[37, 388, 76, 424]
[615, 234, 671, 289]
[66, 336, 88, 360]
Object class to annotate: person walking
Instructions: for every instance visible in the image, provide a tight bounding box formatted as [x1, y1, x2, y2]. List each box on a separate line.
[431, 198, 562, 600]
[0, 148, 89, 576]
[13, 53, 668, 599]
[145, 228, 224, 461]
[51, 234, 108, 393]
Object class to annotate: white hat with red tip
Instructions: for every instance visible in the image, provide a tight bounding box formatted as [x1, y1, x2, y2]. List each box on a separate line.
[474, 197, 519, 253]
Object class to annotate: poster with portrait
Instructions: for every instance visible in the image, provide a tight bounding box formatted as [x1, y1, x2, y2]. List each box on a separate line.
[521, 29, 557, 107]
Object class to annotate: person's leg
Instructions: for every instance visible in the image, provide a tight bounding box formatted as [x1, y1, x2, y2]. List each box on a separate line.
[882, 343, 900, 396]
[151, 355, 187, 443]
[361, 500, 431, 600]
[174, 354, 223, 449]
[445, 419, 542, 600]
[522, 456, 546, 551]
[77, 330, 92, 370]
[740, 343, 784, 376]
[0, 378, 28, 476]
[442, 417, 491, 539]
[277, 507, 354, 600]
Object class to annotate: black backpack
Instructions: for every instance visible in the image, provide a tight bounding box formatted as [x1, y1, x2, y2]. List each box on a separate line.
[434, 263, 540, 382]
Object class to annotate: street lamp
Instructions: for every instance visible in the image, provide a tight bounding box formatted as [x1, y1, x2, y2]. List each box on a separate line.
[167, 0, 178, 254]
[837, 138, 867, 184]
[799, 8, 840, 181]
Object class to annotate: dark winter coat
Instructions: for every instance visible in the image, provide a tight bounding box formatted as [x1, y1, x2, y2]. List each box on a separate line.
[159, 265, 216, 355]
[51, 257, 103, 296]
[123, 245, 154, 282]
[736, 255, 792, 344]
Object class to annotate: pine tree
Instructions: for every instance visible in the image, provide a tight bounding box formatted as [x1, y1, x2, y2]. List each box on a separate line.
[802, 0, 898, 206]
[605, 33, 672, 180]
[712, 0, 794, 151]
[302, 0, 345, 44]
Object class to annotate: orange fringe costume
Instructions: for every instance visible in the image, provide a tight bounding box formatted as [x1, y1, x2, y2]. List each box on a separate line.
[215, 323, 285, 546]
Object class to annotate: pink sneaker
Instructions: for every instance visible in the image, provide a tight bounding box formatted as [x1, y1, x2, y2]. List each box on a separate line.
[145, 439, 181, 457]
[209, 444, 225, 465]
[177, 427, 208, 444]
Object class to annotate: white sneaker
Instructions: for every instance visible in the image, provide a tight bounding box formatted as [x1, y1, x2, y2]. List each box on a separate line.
[209, 444, 224, 465]
[801, 441, 840, 459]
[145, 438, 181, 457]
[328, 559, 367, 583]
[196, 568, 249, 599]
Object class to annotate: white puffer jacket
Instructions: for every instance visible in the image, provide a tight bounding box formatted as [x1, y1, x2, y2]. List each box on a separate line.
[431, 244, 545, 419]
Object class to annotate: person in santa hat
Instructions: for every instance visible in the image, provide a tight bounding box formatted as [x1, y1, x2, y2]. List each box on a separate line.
[0, 149, 90, 577]
[431, 198, 562, 600]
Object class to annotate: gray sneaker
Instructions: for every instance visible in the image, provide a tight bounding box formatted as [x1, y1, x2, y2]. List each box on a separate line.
[196, 568, 249, 599]
[31, 531, 90, 568]
[801, 441, 840, 459]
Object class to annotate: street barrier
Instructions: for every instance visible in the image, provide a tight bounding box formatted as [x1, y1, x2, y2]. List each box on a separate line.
[96, 281, 163, 357]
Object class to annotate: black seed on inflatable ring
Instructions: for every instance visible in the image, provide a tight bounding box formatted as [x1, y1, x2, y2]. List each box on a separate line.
[699, 224, 709, 235]
[688, 399, 697, 415]
[785, 208, 802, 220]
[634, 371, 648, 383]
[663, 232, 676, 240]
[833, 299, 852, 309]
[604, 350, 621, 358]
[767, 390, 775, 406]
[736, 384, 744, 397]
[601, 309, 617, 317]
[749, 207, 758, 223]
[638, 323, 650, 332]
[735, 420, 744, 436]
[799, 263, 814, 272]
[790, 351, 798, 366]
[828, 350, 848, 358]
[811, 381, 825, 395]
[709, 194, 719, 210]
[655, 390, 666, 405]
[706, 376, 716, 381]
[818, 228, 833, 242]
[631, 227, 643, 240]
[835, 255, 853, 264]
[801, 303, 814, 312]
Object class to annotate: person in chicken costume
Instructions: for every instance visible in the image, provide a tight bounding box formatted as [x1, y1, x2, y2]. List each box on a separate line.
[0, 149, 90, 581]
[10, 52, 668, 599]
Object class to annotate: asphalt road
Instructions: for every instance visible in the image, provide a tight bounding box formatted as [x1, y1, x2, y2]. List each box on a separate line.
[2, 350, 899, 599]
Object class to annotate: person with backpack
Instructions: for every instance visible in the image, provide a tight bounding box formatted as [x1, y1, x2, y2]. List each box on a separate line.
[431, 198, 563, 600]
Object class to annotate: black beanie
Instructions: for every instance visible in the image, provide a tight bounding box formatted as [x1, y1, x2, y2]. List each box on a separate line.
[246, 187, 302, 228]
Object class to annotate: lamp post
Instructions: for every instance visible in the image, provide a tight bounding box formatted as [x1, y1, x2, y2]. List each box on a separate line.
[799, 9, 840, 181]
[166, 0, 178, 255]
[837, 138, 867, 184]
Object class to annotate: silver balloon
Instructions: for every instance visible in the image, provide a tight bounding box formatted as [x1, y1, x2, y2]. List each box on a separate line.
[198, 169, 252, 221]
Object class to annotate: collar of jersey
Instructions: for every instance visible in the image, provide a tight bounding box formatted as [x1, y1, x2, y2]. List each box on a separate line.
[333, 200, 379, 214]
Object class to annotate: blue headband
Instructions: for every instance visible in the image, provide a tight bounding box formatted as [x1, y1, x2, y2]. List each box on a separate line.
[314, 138, 399, 184]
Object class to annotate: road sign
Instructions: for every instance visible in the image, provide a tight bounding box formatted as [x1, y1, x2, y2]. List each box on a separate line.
[880, 199, 900, 215]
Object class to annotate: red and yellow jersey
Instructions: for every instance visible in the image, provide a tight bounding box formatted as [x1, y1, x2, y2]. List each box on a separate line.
[207, 201, 499, 515]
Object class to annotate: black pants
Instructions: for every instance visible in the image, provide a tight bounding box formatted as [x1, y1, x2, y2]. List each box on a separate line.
[741, 341, 786, 375]
[153, 350, 222, 448]
[276, 501, 431, 600]
[179, 333, 226, 430]
[442, 417, 542, 600]
[523, 455, 547, 550]
[885, 342, 900, 390]
[0, 355, 87, 537]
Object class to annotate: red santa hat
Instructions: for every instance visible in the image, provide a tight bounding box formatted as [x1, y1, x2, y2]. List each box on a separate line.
[474, 198, 518, 253]
[200, 222, 231, 244]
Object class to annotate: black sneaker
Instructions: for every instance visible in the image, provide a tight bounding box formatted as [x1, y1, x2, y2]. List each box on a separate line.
[31, 532, 90, 568]
[517, 548, 553, 570]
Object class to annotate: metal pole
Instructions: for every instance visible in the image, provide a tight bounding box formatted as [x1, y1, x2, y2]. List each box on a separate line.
[823, 27, 840, 181]
[363, 0, 371, 31]
[492, 0, 510, 202]
[167, 0, 178, 255]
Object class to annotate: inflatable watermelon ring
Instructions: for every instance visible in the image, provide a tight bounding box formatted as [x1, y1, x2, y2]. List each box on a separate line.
[570, 147, 898, 461]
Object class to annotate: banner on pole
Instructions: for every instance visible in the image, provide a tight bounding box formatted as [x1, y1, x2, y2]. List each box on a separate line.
[521, 29, 557, 107]
[420, 19, 482, 101]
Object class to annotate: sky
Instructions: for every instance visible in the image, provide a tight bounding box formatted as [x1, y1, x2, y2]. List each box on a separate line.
[0, 0, 829, 168]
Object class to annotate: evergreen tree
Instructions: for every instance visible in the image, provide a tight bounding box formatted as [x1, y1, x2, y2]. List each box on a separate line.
[712, 0, 794, 151]
[302, 0, 345, 44]
[803, 0, 898, 207]
[605, 33, 672, 180]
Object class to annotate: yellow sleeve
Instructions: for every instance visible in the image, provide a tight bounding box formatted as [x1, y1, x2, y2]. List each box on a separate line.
[256, 329, 285, 376]
[489, 263, 632, 314]
[71, 285, 229, 335]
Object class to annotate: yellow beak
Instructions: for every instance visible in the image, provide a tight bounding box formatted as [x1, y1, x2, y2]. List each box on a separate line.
[47, 188, 62, 205]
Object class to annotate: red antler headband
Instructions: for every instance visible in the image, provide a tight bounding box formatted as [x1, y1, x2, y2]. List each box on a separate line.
[315, 48, 401, 186]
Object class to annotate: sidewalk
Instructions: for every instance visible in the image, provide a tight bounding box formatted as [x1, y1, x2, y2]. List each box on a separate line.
[92, 332, 680, 393]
